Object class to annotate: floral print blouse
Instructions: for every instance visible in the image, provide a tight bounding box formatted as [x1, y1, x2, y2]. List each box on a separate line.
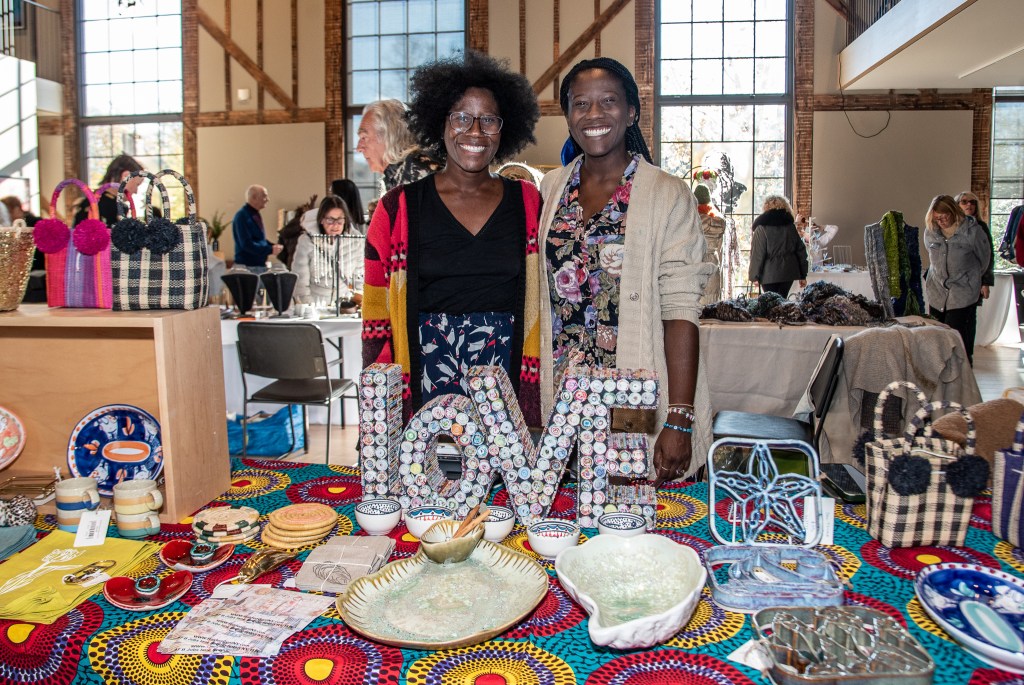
[546, 154, 639, 372]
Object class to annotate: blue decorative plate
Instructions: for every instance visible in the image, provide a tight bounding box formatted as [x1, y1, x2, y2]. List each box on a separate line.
[67, 404, 163, 496]
[916, 562, 1024, 673]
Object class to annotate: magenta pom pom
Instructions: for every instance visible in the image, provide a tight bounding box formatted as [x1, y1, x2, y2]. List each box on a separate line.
[71, 218, 110, 255]
[33, 218, 71, 254]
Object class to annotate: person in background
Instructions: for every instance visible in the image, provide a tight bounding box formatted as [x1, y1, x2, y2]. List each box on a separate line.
[924, 194, 992, 365]
[748, 195, 808, 297]
[330, 179, 365, 233]
[292, 195, 357, 305]
[1, 196, 39, 227]
[232, 184, 281, 272]
[276, 194, 318, 270]
[362, 51, 542, 424]
[357, 99, 441, 199]
[955, 191, 994, 303]
[75, 153, 145, 226]
[539, 57, 713, 482]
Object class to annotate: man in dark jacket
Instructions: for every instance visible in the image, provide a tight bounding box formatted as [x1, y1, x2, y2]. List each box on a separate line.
[232, 184, 281, 271]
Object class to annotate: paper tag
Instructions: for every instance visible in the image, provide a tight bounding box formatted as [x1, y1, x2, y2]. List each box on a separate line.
[74, 509, 112, 547]
[803, 496, 835, 545]
[728, 639, 773, 671]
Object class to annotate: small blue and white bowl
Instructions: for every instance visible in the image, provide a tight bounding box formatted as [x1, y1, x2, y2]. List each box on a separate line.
[354, 498, 402, 536]
[405, 506, 454, 539]
[597, 512, 648, 537]
[483, 506, 515, 542]
[527, 518, 581, 558]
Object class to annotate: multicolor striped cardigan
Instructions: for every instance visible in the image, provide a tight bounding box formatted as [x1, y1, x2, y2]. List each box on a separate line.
[362, 176, 542, 426]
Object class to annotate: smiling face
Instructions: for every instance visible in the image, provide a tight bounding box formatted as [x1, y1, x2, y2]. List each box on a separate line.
[356, 112, 387, 173]
[320, 207, 346, 236]
[443, 87, 501, 175]
[565, 68, 636, 161]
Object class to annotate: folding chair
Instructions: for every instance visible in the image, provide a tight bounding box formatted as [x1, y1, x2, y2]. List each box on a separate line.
[236, 322, 356, 462]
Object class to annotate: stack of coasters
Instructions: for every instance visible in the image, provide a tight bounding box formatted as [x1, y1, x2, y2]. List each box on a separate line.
[262, 503, 338, 549]
[192, 505, 261, 546]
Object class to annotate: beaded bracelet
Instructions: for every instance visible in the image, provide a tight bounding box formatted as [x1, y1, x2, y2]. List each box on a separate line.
[662, 422, 692, 434]
[666, 406, 696, 421]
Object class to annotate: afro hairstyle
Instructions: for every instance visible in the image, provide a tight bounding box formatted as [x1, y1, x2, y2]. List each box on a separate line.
[406, 50, 540, 164]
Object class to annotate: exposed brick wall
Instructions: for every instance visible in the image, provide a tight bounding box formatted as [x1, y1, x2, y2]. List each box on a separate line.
[793, 0, 814, 218]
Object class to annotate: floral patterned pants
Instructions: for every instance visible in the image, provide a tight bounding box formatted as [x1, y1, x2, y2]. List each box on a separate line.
[418, 312, 514, 402]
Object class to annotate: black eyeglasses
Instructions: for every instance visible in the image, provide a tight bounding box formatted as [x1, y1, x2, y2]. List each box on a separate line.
[959, 199, 978, 205]
[448, 112, 503, 135]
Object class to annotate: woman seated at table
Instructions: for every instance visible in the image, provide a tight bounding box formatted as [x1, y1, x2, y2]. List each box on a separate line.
[749, 195, 807, 297]
[362, 51, 542, 424]
[924, 194, 992, 365]
[292, 195, 358, 306]
[538, 57, 714, 482]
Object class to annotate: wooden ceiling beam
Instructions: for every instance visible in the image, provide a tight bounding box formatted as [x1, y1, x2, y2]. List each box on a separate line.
[195, 6, 298, 112]
[532, 0, 632, 94]
[195, 108, 327, 127]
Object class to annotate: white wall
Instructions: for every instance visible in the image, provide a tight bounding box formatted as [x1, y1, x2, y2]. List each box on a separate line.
[0, 56, 40, 214]
[197, 122, 326, 259]
[811, 109, 974, 265]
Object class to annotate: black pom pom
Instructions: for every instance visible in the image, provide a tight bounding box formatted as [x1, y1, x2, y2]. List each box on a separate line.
[111, 217, 148, 254]
[174, 216, 189, 225]
[144, 217, 182, 254]
[852, 430, 873, 466]
[888, 454, 931, 495]
[946, 454, 989, 498]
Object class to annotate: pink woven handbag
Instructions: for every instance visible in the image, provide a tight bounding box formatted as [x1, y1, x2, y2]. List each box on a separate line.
[32, 178, 113, 308]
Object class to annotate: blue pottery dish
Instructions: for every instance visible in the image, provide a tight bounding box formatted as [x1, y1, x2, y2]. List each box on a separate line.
[67, 404, 163, 496]
[404, 506, 453, 539]
[915, 562, 1024, 673]
[597, 512, 647, 537]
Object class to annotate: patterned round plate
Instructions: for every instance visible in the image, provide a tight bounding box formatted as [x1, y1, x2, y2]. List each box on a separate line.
[67, 404, 163, 496]
[267, 502, 338, 532]
[0, 405, 26, 471]
[916, 563, 1024, 674]
[193, 505, 260, 534]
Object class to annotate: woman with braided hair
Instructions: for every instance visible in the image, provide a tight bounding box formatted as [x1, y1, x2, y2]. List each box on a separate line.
[538, 57, 714, 482]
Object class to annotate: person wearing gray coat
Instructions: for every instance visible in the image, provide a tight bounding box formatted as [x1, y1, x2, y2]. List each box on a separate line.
[923, 194, 992, 365]
[748, 195, 808, 297]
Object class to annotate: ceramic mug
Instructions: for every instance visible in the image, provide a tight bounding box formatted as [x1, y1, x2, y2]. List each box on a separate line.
[113, 479, 163, 516]
[55, 477, 100, 513]
[115, 511, 161, 538]
[56, 507, 89, 533]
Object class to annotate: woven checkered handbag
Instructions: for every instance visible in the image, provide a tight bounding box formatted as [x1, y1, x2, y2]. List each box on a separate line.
[992, 411, 1024, 548]
[32, 178, 113, 308]
[864, 380, 978, 548]
[111, 170, 209, 311]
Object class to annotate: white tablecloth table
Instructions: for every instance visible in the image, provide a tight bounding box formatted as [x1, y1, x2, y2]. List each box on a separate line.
[221, 316, 362, 424]
[699, 317, 981, 463]
[977, 271, 1020, 347]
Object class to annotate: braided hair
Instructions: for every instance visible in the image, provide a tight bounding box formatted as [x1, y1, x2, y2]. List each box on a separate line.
[558, 57, 653, 164]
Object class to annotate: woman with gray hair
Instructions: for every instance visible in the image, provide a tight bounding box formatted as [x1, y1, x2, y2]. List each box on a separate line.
[748, 194, 807, 296]
[357, 99, 441, 194]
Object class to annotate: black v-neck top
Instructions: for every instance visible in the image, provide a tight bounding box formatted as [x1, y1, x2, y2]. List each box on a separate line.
[418, 175, 520, 313]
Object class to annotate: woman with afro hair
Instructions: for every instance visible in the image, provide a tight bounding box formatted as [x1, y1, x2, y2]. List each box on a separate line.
[362, 51, 543, 425]
[538, 57, 714, 482]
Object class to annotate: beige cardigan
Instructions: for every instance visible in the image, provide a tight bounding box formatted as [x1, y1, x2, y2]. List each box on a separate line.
[538, 157, 715, 477]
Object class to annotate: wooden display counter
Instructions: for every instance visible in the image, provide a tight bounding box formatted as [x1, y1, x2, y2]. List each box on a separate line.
[0, 305, 230, 523]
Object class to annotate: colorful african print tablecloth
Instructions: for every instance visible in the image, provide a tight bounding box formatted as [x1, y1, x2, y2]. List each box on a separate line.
[1, 457, 1022, 685]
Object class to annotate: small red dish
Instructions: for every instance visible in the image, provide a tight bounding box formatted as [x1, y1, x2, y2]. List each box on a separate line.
[103, 570, 192, 611]
[159, 540, 234, 572]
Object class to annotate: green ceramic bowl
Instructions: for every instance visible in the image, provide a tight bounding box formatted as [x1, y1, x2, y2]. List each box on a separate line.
[419, 519, 484, 564]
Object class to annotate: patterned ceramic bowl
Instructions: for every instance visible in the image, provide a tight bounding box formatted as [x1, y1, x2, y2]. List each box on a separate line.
[527, 518, 581, 559]
[419, 519, 485, 564]
[597, 512, 648, 537]
[483, 506, 515, 543]
[354, 498, 402, 536]
[405, 506, 454, 539]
